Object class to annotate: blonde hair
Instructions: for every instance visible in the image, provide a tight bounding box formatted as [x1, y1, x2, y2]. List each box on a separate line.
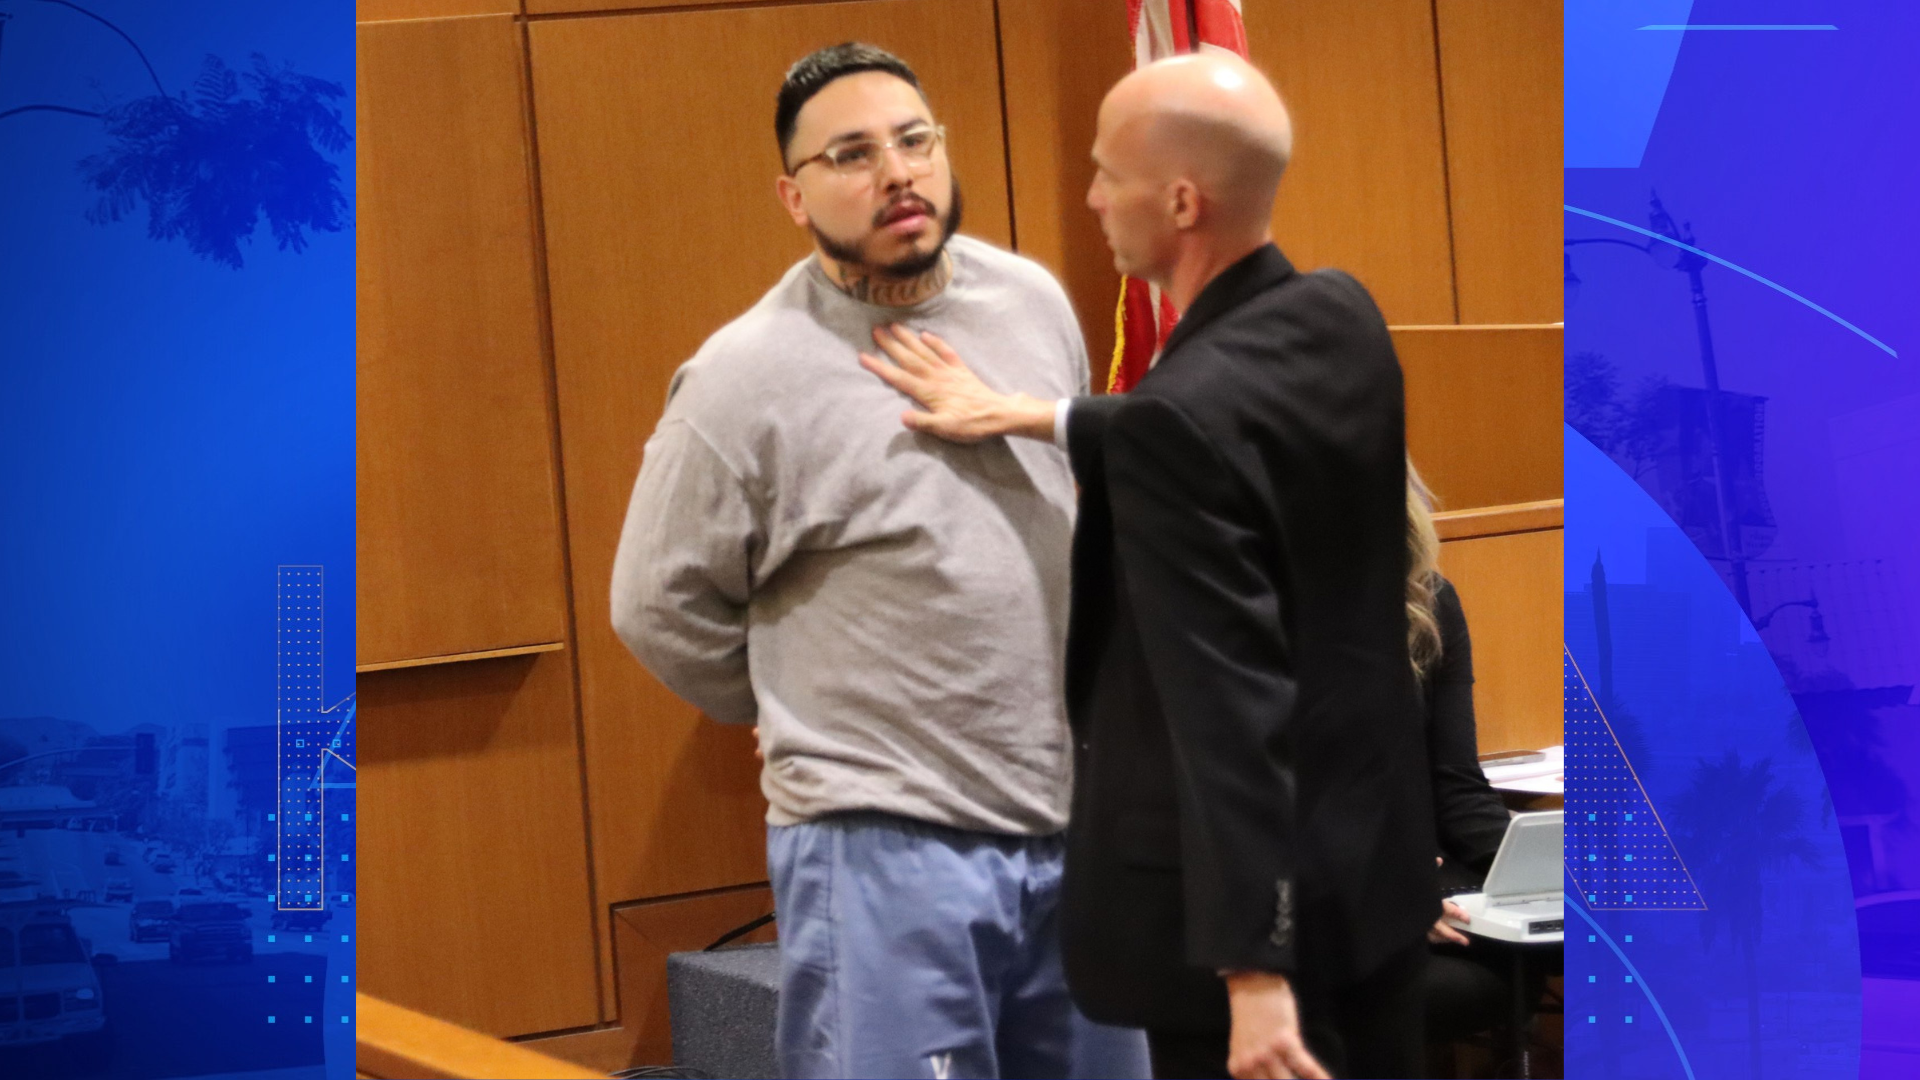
[1406, 458, 1443, 676]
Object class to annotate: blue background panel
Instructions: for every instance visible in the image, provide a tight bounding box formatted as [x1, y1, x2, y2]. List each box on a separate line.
[1567, 2, 1920, 1075]
[1, 2, 353, 1077]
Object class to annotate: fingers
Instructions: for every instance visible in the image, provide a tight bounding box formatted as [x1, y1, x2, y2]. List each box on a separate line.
[1431, 901, 1471, 945]
[1227, 1052, 1282, 1079]
[859, 353, 928, 401]
[867, 327, 929, 375]
[886, 322, 938, 356]
[919, 330, 965, 368]
[1236, 1041, 1330, 1080]
[874, 324, 941, 373]
[1230, 1048, 1311, 1080]
[1285, 1044, 1333, 1080]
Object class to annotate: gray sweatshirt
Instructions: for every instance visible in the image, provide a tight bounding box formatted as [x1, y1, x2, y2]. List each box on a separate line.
[610, 235, 1088, 836]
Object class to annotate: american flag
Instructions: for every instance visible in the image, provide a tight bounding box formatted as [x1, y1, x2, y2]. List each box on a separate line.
[1108, 0, 1251, 393]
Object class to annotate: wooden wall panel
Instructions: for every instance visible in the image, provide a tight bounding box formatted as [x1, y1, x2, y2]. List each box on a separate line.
[1440, 526, 1564, 754]
[1248, 0, 1456, 325]
[528, 0, 1012, 910]
[357, 15, 570, 668]
[999, 0, 1134, 388]
[1395, 324, 1562, 511]
[1435, 0, 1563, 324]
[360, 651, 600, 1037]
[358, 0, 516, 21]
[527, 0, 816, 13]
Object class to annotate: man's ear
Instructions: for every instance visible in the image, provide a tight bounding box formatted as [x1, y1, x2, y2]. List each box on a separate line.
[776, 174, 810, 228]
[1168, 178, 1203, 231]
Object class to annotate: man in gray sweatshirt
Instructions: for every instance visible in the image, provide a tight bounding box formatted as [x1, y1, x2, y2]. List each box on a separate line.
[610, 44, 1148, 1080]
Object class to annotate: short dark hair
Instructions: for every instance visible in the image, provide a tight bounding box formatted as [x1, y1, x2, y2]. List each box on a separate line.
[775, 43, 926, 167]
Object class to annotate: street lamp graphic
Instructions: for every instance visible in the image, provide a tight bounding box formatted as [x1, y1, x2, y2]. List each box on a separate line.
[1566, 192, 1759, 618]
[1753, 594, 1831, 657]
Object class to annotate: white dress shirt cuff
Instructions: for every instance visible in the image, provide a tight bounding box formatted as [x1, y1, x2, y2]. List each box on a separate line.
[1053, 398, 1072, 451]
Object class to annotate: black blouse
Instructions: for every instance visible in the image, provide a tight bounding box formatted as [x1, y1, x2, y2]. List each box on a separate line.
[1423, 577, 1512, 880]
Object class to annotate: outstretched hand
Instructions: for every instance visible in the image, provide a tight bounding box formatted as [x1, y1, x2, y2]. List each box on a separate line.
[858, 324, 1058, 444]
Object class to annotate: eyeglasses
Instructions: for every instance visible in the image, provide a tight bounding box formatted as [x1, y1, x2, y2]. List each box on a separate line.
[788, 124, 946, 178]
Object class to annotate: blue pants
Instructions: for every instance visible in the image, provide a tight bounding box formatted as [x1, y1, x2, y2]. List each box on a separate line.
[767, 812, 1151, 1080]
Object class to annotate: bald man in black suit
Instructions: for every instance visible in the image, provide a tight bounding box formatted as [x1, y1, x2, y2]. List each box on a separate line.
[860, 53, 1440, 1080]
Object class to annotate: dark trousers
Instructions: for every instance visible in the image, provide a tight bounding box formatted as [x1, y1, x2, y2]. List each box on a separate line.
[1425, 941, 1532, 1041]
[1146, 942, 1428, 1080]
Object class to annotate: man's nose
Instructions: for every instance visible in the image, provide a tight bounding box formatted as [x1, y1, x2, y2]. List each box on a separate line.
[876, 145, 916, 192]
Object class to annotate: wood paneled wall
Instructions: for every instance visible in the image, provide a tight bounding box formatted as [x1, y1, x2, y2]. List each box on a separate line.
[359, 651, 600, 1035]
[1000, 0, 1134, 370]
[356, 10, 601, 1040]
[1253, 0, 1456, 325]
[1435, 502, 1565, 754]
[356, 0, 1561, 1061]
[356, 13, 570, 670]
[1396, 324, 1562, 512]
[1435, 0, 1563, 325]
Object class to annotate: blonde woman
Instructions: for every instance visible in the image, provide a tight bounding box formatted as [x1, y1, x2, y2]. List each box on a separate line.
[1406, 463, 1510, 884]
[1408, 461, 1548, 1050]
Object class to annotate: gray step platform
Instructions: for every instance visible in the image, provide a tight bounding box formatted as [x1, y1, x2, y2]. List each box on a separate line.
[668, 943, 781, 1080]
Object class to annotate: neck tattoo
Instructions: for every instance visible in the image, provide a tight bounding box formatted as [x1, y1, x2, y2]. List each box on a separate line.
[826, 251, 953, 308]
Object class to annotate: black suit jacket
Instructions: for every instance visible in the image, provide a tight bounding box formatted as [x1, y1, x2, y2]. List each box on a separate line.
[1057, 244, 1439, 1031]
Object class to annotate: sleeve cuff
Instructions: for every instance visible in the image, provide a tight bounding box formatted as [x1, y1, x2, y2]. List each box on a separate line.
[1053, 398, 1073, 450]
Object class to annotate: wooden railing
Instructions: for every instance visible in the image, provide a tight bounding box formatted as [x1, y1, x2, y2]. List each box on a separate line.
[1433, 497, 1562, 541]
[356, 993, 611, 1079]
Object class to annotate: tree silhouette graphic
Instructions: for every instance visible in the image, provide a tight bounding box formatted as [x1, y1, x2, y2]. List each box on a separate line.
[0, 1, 349, 268]
[1671, 753, 1818, 1080]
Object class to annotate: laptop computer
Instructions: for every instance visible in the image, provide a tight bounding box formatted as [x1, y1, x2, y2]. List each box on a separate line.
[1442, 810, 1564, 943]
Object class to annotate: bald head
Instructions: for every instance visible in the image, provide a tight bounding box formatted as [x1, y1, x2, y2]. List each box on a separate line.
[1102, 52, 1292, 238]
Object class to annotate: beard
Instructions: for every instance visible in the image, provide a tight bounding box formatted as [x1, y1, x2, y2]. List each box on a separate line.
[811, 179, 965, 280]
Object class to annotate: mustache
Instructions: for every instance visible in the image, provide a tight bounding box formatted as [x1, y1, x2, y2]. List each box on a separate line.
[875, 195, 936, 227]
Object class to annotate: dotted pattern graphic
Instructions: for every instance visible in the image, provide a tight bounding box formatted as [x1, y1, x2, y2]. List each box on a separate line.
[278, 566, 329, 910]
[1564, 648, 1706, 910]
